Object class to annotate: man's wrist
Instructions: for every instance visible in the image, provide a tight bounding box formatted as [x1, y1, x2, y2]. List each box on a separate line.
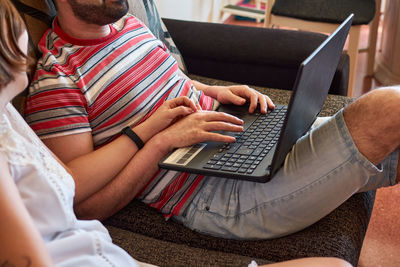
[192, 81, 218, 99]
[150, 133, 173, 156]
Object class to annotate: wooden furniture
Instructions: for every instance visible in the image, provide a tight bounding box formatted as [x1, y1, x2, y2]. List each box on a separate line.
[219, 0, 267, 23]
[375, 0, 400, 85]
[264, 0, 381, 97]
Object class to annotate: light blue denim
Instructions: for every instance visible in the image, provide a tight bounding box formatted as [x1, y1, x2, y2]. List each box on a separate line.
[172, 109, 398, 240]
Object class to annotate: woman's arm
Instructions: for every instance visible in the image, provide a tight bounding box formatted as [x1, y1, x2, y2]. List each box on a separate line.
[0, 153, 53, 267]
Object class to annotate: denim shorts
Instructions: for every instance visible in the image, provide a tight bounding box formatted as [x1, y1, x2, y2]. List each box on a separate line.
[172, 109, 398, 240]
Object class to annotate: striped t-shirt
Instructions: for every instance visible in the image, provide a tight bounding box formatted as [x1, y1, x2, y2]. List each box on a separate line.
[25, 14, 217, 217]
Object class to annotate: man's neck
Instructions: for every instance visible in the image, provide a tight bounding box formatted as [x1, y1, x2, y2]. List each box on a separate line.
[57, 13, 111, 40]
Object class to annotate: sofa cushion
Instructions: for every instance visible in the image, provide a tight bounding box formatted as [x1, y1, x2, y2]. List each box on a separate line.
[106, 226, 272, 266]
[11, 0, 186, 71]
[10, 0, 55, 58]
[163, 18, 350, 96]
[127, 0, 186, 71]
[105, 189, 375, 267]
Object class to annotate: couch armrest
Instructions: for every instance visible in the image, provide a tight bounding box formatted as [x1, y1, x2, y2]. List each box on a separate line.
[163, 18, 349, 96]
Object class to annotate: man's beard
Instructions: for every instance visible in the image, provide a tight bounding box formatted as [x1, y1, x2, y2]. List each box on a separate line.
[68, 0, 129, 26]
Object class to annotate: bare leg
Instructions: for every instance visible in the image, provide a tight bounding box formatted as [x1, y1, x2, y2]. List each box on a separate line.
[343, 87, 400, 183]
[260, 257, 352, 267]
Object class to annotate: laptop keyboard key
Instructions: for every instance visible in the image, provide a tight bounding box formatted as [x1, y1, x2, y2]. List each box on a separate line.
[204, 164, 221, 170]
[203, 105, 287, 175]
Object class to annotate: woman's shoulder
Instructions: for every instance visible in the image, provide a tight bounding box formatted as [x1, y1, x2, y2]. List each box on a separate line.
[0, 139, 12, 181]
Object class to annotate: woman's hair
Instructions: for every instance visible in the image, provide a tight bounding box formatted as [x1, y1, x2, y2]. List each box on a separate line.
[0, 0, 30, 87]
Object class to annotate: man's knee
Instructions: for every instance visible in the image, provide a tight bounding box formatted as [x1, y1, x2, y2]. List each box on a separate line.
[346, 86, 400, 113]
[367, 87, 400, 105]
[343, 86, 400, 164]
[344, 87, 400, 127]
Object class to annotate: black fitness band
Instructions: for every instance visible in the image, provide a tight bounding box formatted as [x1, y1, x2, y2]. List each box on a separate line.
[122, 126, 144, 149]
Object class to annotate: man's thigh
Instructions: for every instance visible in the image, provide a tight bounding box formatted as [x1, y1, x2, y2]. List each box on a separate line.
[173, 110, 398, 240]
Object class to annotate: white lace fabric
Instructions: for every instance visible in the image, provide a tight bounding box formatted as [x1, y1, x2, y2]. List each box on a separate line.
[0, 103, 76, 235]
[0, 103, 139, 266]
[1, 104, 74, 186]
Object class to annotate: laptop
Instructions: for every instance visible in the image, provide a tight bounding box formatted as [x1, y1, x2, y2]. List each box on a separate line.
[159, 14, 353, 183]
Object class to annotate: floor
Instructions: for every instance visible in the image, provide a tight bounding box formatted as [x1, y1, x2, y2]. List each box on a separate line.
[155, 2, 400, 266]
[222, 16, 400, 267]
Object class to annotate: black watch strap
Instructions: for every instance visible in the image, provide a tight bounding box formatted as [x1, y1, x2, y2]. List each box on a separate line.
[122, 126, 144, 149]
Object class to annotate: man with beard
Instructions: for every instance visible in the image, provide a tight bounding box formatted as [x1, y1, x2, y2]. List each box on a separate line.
[26, 0, 400, 243]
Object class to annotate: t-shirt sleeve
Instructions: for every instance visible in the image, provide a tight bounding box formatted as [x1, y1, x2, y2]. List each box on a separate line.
[25, 66, 91, 139]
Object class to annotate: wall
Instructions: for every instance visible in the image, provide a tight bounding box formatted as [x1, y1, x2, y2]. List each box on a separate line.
[154, 0, 223, 22]
[375, 0, 400, 85]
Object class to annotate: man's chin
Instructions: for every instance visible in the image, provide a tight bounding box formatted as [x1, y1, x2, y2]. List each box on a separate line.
[93, 14, 127, 26]
[69, 0, 129, 26]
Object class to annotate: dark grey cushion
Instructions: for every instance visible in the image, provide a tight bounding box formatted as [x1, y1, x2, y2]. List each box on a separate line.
[107, 226, 273, 266]
[105, 188, 375, 267]
[271, 0, 376, 25]
[163, 19, 349, 96]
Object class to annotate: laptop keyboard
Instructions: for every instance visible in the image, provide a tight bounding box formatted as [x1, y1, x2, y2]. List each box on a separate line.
[203, 106, 287, 174]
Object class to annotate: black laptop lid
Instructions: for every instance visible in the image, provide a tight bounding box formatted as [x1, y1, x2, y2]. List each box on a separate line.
[269, 14, 353, 177]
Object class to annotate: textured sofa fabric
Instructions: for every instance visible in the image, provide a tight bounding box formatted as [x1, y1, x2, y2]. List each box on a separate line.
[163, 18, 350, 96]
[106, 189, 375, 267]
[103, 76, 376, 267]
[106, 226, 273, 266]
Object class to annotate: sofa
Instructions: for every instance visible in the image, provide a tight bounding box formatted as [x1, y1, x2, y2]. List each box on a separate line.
[12, 0, 375, 266]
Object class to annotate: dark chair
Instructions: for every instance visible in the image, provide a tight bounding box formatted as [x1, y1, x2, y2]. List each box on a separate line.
[265, 0, 381, 97]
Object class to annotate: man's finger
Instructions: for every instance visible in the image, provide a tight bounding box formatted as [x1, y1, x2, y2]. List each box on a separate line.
[203, 121, 244, 132]
[199, 111, 244, 125]
[258, 93, 268, 114]
[229, 93, 247, 106]
[265, 95, 275, 109]
[247, 90, 258, 113]
[173, 96, 198, 111]
[170, 106, 195, 118]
